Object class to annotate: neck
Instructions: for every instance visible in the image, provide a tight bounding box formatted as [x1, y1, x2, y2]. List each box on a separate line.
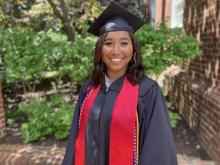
[106, 70, 126, 83]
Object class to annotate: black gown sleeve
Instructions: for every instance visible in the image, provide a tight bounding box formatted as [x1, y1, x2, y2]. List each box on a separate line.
[138, 82, 178, 165]
[62, 80, 89, 165]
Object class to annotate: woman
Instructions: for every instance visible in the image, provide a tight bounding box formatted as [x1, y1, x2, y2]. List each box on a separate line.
[63, 2, 178, 165]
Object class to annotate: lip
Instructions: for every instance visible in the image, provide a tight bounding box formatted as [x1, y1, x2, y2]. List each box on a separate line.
[111, 58, 122, 62]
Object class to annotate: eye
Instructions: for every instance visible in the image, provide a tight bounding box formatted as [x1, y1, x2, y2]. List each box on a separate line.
[104, 42, 112, 46]
[121, 42, 128, 46]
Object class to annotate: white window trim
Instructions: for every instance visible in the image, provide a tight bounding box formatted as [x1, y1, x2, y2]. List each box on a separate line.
[171, 0, 185, 28]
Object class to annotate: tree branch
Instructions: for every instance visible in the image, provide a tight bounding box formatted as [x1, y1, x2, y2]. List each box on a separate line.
[60, 0, 70, 26]
[47, 0, 75, 41]
[47, 0, 64, 23]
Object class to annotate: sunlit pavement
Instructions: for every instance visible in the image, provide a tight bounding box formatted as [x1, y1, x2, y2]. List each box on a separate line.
[0, 144, 64, 164]
[0, 144, 218, 165]
[177, 154, 217, 165]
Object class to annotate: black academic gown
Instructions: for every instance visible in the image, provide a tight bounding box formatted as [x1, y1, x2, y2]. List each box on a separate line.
[62, 75, 178, 165]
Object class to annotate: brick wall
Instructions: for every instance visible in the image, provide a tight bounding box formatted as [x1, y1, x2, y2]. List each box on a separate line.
[0, 83, 5, 138]
[139, 0, 172, 27]
[155, 0, 172, 27]
[166, 0, 220, 162]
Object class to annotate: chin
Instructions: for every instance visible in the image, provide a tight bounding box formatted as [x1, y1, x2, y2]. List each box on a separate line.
[108, 67, 127, 74]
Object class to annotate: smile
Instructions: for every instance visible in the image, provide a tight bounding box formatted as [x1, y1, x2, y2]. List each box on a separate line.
[111, 58, 122, 62]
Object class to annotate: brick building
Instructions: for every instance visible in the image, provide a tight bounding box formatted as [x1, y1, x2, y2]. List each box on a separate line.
[0, 83, 5, 138]
[165, 0, 220, 162]
[0, 54, 5, 138]
[139, 0, 185, 28]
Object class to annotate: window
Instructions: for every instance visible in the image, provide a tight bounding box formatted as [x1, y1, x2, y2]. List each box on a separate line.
[171, 0, 185, 28]
[151, 0, 156, 23]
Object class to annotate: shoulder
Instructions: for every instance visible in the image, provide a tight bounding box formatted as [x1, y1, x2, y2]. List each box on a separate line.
[78, 79, 91, 98]
[138, 76, 160, 97]
[81, 79, 90, 90]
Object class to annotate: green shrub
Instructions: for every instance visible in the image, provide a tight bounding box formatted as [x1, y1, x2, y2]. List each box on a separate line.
[0, 28, 96, 91]
[169, 111, 179, 128]
[166, 100, 179, 128]
[5, 108, 26, 125]
[49, 94, 74, 139]
[0, 28, 48, 92]
[135, 23, 202, 75]
[19, 94, 74, 143]
[0, 24, 201, 92]
[57, 33, 95, 85]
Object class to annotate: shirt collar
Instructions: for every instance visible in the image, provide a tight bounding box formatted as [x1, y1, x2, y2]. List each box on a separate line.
[105, 74, 111, 88]
[103, 74, 125, 92]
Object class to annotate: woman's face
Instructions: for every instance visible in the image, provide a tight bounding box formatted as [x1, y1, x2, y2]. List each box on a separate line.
[101, 31, 133, 77]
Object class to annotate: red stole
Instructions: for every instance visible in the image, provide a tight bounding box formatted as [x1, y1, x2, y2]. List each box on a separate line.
[74, 77, 139, 165]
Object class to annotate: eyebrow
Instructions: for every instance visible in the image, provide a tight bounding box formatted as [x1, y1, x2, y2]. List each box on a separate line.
[120, 37, 130, 40]
[104, 38, 112, 41]
[104, 37, 130, 41]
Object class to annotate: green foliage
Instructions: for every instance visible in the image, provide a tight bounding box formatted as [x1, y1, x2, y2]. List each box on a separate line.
[0, 28, 96, 91]
[62, 34, 95, 85]
[0, 23, 201, 93]
[5, 108, 26, 125]
[0, 0, 59, 31]
[19, 94, 74, 143]
[166, 100, 179, 128]
[161, 86, 179, 128]
[75, 1, 104, 33]
[111, 0, 143, 18]
[169, 111, 179, 128]
[135, 23, 202, 75]
[0, 0, 104, 38]
[0, 28, 48, 92]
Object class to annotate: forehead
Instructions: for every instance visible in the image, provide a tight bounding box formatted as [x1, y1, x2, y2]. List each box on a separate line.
[105, 31, 131, 40]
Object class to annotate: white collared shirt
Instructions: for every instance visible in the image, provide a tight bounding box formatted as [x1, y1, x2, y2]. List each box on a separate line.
[105, 75, 111, 89]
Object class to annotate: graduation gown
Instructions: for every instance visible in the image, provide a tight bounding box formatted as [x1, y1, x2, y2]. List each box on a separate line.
[62, 75, 178, 165]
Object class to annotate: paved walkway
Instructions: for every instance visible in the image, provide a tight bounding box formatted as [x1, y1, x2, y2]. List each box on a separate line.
[0, 144, 64, 165]
[0, 144, 217, 165]
[177, 154, 217, 165]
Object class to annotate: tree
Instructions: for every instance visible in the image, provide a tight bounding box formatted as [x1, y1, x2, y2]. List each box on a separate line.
[98, 0, 143, 18]
[135, 23, 202, 77]
[0, 0, 103, 41]
[47, 0, 75, 41]
[0, 0, 54, 29]
[46, 0, 104, 41]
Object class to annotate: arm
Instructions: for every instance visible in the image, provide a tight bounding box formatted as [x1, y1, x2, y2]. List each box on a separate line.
[139, 83, 178, 165]
[62, 81, 89, 165]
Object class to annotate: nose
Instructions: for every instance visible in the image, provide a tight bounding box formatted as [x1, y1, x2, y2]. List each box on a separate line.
[112, 43, 120, 55]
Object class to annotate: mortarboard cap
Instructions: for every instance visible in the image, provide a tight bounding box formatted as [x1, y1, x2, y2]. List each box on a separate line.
[88, 1, 145, 36]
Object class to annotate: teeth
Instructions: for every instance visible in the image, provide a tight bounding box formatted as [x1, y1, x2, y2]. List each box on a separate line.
[111, 58, 122, 62]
